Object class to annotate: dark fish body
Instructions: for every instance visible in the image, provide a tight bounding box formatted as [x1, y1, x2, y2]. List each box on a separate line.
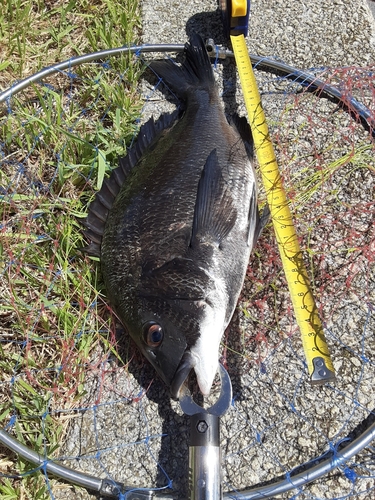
[83, 34, 266, 397]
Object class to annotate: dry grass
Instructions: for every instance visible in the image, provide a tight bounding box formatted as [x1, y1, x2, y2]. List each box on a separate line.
[0, 1, 142, 498]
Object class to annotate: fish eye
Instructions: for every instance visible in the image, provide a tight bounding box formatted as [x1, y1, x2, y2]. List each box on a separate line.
[143, 322, 163, 348]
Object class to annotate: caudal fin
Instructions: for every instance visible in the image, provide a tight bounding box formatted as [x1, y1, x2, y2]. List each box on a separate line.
[149, 33, 215, 100]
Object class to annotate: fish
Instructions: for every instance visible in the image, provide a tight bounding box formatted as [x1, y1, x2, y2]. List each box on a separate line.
[83, 33, 268, 398]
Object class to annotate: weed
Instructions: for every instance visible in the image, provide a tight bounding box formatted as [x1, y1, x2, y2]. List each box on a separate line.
[0, 0, 142, 497]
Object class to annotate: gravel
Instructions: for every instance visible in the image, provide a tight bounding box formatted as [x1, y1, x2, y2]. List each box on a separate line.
[53, 1, 375, 499]
[142, 0, 375, 67]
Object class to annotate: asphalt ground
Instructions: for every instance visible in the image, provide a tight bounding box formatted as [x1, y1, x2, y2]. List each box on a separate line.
[368, 0, 375, 18]
[142, 0, 375, 67]
[52, 2, 375, 499]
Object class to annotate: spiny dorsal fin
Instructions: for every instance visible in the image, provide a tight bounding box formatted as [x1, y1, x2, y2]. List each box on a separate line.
[81, 110, 180, 257]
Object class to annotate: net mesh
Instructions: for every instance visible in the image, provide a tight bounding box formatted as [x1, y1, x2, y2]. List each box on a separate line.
[0, 54, 374, 499]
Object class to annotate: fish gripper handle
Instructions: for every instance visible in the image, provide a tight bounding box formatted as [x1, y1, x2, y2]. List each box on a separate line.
[188, 412, 222, 500]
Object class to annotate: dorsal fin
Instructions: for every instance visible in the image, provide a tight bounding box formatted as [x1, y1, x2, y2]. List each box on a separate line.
[81, 110, 180, 257]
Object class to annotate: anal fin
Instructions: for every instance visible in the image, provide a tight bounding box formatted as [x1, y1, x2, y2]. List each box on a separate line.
[230, 114, 254, 160]
[248, 195, 270, 248]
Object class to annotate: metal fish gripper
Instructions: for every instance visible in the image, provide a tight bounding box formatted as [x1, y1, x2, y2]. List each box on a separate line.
[179, 363, 233, 500]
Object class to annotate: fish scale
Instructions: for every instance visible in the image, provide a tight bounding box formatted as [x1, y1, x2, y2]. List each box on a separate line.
[83, 33, 267, 398]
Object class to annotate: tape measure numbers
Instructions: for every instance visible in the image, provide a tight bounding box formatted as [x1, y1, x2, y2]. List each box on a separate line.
[230, 34, 335, 383]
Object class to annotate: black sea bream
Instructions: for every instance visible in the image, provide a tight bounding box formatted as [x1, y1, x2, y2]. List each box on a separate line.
[83, 34, 267, 398]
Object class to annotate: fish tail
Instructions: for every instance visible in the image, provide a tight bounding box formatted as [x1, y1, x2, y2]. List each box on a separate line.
[149, 34, 215, 99]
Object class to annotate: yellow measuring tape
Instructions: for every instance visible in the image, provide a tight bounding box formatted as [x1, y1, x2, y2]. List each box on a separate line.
[230, 34, 335, 383]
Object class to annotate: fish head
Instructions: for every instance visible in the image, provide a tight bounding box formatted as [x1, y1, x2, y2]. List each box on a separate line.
[136, 310, 188, 392]
[170, 300, 225, 398]
[134, 295, 225, 399]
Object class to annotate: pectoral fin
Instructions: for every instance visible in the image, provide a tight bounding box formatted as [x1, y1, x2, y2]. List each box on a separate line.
[190, 149, 237, 247]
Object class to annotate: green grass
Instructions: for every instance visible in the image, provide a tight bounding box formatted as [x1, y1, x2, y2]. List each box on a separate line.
[1, 6, 374, 498]
[0, 1, 142, 497]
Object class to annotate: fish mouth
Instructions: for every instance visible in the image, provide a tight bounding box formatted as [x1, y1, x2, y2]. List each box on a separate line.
[170, 352, 195, 399]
